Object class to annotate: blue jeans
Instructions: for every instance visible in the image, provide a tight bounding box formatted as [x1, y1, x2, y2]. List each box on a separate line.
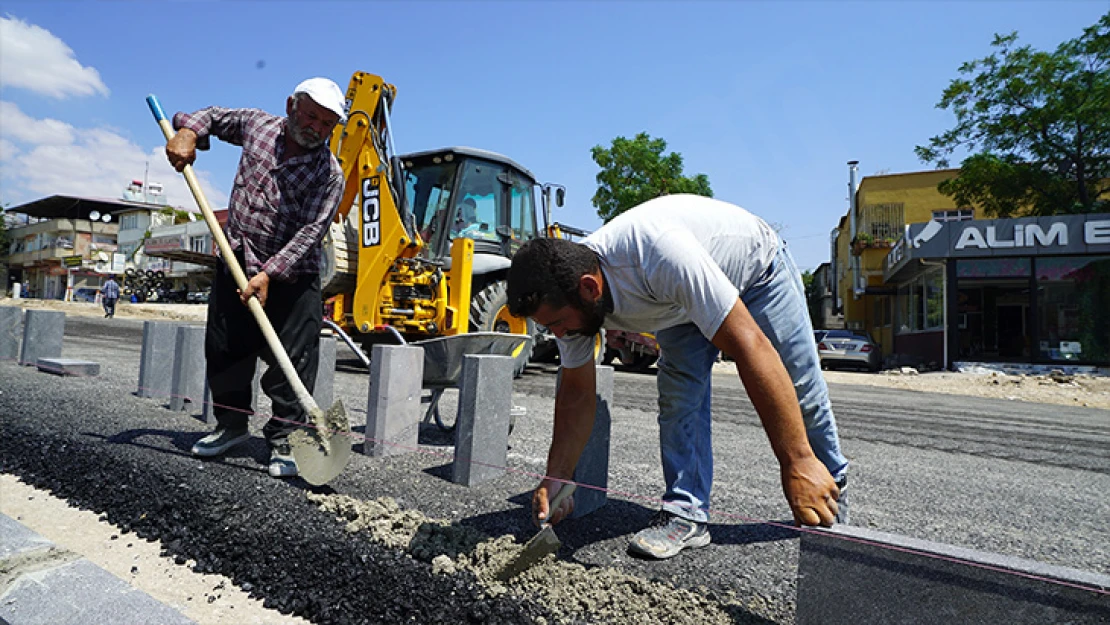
[655, 244, 848, 523]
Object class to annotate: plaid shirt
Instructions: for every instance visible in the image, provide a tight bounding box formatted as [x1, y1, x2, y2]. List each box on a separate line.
[173, 107, 343, 281]
[101, 279, 120, 300]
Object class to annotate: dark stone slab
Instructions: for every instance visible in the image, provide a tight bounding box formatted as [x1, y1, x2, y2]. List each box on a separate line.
[36, 357, 100, 377]
[797, 523, 1110, 625]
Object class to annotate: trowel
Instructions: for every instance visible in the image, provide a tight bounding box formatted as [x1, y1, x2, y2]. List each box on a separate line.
[147, 94, 352, 486]
[496, 483, 577, 581]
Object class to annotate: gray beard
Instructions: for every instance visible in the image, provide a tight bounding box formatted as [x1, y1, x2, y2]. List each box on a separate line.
[288, 119, 326, 150]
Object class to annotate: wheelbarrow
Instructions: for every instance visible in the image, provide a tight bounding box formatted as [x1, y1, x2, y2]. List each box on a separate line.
[325, 321, 531, 432]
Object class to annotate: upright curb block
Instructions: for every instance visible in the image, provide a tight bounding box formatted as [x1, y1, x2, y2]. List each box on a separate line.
[137, 321, 182, 399]
[364, 344, 424, 457]
[19, 309, 64, 366]
[569, 364, 613, 518]
[170, 326, 206, 412]
[0, 306, 23, 362]
[452, 354, 514, 486]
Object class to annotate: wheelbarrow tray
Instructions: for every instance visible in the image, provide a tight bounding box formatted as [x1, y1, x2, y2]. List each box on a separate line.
[413, 332, 532, 388]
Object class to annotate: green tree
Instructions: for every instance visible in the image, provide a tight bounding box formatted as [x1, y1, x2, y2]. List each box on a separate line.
[590, 132, 712, 223]
[801, 269, 817, 325]
[915, 12, 1110, 217]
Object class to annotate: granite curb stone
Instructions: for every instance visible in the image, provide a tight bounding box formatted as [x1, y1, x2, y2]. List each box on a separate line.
[0, 514, 196, 625]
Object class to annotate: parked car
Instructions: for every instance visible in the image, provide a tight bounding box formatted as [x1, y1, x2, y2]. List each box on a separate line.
[187, 289, 210, 304]
[815, 329, 882, 372]
[73, 287, 99, 303]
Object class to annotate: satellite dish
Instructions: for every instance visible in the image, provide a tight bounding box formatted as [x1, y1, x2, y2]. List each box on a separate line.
[101, 213, 112, 223]
[89, 210, 101, 221]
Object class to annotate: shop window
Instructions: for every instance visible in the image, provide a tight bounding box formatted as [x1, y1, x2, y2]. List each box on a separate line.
[895, 267, 945, 334]
[925, 271, 944, 329]
[1036, 256, 1110, 363]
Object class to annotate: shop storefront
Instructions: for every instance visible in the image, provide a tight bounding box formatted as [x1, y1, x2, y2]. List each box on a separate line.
[884, 213, 1110, 368]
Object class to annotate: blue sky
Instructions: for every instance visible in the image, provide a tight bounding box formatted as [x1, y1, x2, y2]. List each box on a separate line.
[1, 1, 1105, 271]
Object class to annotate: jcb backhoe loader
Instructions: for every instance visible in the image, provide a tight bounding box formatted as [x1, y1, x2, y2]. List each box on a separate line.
[320, 71, 576, 374]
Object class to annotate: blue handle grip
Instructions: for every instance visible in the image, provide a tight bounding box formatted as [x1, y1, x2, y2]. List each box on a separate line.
[146, 94, 167, 122]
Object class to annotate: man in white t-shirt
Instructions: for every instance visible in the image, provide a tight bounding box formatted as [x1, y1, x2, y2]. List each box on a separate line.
[507, 194, 849, 559]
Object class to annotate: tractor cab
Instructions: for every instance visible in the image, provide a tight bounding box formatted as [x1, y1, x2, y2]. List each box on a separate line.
[402, 147, 542, 263]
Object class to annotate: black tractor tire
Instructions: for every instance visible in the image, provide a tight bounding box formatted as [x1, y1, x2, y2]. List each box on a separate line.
[469, 280, 535, 378]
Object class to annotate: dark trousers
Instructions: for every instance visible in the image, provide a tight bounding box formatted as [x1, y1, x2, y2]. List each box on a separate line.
[102, 297, 117, 317]
[205, 258, 322, 444]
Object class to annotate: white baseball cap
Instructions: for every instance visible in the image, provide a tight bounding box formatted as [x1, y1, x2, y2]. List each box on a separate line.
[292, 77, 346, 122]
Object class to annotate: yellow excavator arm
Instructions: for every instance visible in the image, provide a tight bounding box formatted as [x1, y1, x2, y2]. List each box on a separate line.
[323, 71, 472, 338]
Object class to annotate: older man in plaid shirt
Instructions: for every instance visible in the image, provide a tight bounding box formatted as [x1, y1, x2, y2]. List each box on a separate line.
[164, 78, 346, 478]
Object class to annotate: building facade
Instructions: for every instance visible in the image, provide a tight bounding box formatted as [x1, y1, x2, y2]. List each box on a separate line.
[5, 182, 205, 301]
[6, 214, 122, 300]
[833, 163, 1109, 369]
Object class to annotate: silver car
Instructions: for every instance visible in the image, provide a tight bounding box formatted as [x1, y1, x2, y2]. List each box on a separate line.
[815, 329, 882, 372]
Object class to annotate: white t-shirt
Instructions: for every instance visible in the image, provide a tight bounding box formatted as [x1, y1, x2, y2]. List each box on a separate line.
[558, 194, 780, 368]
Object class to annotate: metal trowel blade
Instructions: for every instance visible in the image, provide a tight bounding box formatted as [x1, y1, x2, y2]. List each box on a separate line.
[289, 401, 352, 486]
[495, 525, 562, 582]
[495, 483, 577, 581]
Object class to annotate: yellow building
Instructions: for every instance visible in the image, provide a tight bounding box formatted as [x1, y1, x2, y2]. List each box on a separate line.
[833, 162, 1110, 369]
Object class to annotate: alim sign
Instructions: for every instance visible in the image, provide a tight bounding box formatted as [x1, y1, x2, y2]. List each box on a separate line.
[885, 213, 1110, 278]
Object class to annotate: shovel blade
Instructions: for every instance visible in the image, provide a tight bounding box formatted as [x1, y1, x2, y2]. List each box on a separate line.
[495, 525, 561, 582]
[290, 401, 352, 486]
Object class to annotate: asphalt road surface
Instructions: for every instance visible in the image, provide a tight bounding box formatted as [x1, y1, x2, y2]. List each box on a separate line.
[2, 315, 1107, 623]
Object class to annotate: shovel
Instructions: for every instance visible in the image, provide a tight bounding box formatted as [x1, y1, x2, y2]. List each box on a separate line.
[147, 95, 351, 486]
[495, 483, 577, 581]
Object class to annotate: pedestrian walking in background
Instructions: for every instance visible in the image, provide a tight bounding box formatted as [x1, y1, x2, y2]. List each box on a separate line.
[101, 275, 120, 318]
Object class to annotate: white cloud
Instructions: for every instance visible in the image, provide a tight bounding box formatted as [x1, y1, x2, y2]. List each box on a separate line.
[0, 100, 75, 145]
[0, 100, 228, 209]
[0, 15, 109, 99]
[0, 138, 20, 162]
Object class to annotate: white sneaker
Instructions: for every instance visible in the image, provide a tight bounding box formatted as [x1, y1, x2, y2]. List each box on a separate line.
[268, 443, 298, 478]
[628, 511, 711, 559]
